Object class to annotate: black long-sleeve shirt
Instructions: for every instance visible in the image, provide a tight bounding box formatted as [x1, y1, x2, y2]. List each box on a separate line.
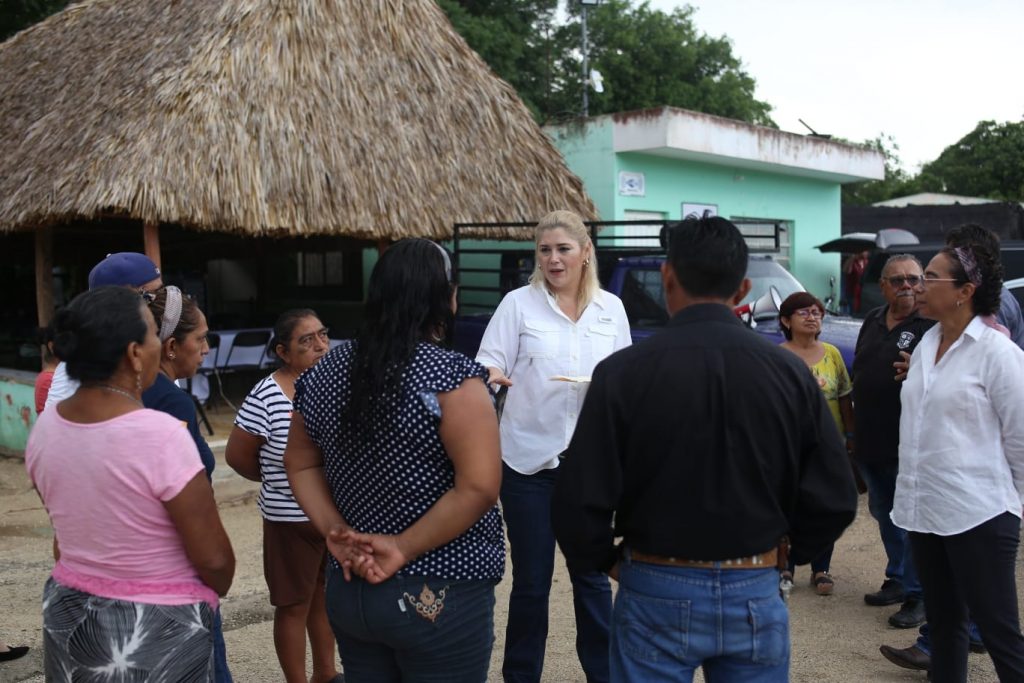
[551, 304, 858, 573]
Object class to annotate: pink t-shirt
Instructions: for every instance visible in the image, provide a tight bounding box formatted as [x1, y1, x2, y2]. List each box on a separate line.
[26, 407, 214, 606]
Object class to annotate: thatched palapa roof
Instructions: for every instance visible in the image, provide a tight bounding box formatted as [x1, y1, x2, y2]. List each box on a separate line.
[0, 0, 594, 239]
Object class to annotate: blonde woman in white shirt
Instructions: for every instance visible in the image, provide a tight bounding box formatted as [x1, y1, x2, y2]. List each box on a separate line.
[894, 243, 1024, 683]
[477, 210, 631, 683]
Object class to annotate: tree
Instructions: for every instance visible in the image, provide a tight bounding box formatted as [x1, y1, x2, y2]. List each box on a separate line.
[0, 0, 69, 42]
[441, 0, 774, 126]
[841, 134, 920, 206]
[556, 0, 774, 125]
[915, 120, 1024, 202]
[438, 1, 560, 119]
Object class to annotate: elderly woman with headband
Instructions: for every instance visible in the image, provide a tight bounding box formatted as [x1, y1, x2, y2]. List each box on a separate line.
[477, 210, 631, 683]
[144, 286, 215, 477]
[144, 286, 234, 682]
[893, 244, 1024, 682]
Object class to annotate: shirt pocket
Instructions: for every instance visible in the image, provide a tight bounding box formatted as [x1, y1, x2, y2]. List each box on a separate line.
[587, 322, 618, 360]
[522, 319, 559, 359]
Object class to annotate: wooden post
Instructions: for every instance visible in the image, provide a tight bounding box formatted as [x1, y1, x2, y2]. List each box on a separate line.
[376, 239, 389, 256]
[143, 220, 162, 270]
[35, 224, 54, 329]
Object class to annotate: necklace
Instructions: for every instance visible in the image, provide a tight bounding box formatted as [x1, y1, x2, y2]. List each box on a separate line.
[97, 384, 144, 408]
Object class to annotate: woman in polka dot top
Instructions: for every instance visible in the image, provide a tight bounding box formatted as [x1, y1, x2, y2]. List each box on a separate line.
[286, 239, 504, 682]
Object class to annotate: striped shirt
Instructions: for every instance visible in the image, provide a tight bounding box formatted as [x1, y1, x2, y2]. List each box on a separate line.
[234, 374, 306, 522]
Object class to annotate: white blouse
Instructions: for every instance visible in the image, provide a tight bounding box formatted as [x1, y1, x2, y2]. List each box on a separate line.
[892, 316, 1024, 535]
[476, 285, 631, 475]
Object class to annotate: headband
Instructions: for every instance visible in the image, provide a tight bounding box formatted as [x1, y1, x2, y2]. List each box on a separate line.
[159, 286, 183, 342]
[433, 242, 452, 282]
[954, 247, 983, 286]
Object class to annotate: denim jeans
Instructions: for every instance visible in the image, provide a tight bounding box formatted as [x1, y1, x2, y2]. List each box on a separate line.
[611, 558, 789, 682]
[324, 566, 497, 683]
[858, 460, 921, 597]
[915, 620, 983, 656]
[213, 608, 233, 682]
[501, 464, 611, 683]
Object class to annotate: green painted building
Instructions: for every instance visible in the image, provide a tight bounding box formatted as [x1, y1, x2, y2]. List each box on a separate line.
[546, 107, 885, 302]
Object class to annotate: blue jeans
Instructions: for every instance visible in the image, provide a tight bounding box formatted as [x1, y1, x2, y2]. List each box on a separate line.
[213, 608, 233, 682]
[501, 464, 611, 683]
[324, 567, 497, 682]
[916, 621, 983, 656]
[858, 460, 921, 598]
[611, 558, 789, 682]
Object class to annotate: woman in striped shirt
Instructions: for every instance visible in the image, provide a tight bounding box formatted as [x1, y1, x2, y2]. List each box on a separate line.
[226, 309, 341, 683]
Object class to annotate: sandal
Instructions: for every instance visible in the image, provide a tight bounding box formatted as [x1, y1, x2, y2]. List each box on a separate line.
[812, 572, 834, 596]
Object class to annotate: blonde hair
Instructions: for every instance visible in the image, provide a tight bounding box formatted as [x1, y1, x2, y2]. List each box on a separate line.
[528, 210, 600, 310]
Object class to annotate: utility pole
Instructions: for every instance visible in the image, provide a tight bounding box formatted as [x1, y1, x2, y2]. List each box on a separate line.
[580, 0, 600, 118]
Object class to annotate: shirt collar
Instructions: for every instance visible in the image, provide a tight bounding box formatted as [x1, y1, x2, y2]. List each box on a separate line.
[668, 302, 744, 327]
[963, 315, 988, 341]
[879, 304, 923, 329]
[541, 284, 608, 310]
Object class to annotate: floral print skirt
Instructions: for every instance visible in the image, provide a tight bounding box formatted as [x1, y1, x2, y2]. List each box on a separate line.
[42, 577, 215, 682]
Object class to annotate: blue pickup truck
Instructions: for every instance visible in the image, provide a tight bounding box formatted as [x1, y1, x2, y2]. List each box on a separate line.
[453, 245, 862, 370]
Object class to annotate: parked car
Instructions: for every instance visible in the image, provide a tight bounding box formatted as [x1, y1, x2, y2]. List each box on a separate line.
[454, 251, 862, 371]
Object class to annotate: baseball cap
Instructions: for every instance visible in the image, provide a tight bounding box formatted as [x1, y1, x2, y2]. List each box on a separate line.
[88, 252, 161, 289]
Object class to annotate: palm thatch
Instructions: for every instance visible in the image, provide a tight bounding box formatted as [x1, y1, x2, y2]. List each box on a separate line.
[0, 0, 594, 240]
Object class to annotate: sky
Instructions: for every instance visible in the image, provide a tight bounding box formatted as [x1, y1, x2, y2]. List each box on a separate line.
[643, 0, 1024, 171]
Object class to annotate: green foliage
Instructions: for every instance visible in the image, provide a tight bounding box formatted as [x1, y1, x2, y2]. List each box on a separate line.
[915, 120, 1024, 202]
[440, 0, 774, 126]
[0, 0, 69, 42]
[438, 0, 560, 118]
[841, 134, 920, 206]
[561, 1, 774, 125]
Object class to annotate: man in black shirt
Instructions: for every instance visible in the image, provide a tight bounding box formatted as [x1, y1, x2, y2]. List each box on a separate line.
[853, 255, 933, 630]
[552, 215, 857, 682]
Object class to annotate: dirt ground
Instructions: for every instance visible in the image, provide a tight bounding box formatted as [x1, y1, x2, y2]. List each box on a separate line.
[0, 411, 1015, 682]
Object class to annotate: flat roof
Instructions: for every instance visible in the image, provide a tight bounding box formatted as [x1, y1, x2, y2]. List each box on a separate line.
[588, 107, 885, 184]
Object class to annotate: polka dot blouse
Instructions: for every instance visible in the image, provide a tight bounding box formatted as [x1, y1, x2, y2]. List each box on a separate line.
[294, 341, 505, 581]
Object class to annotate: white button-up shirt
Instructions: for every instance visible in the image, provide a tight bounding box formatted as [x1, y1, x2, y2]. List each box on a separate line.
[476, 285, 631, 474]
[892, 316, 1024, 535]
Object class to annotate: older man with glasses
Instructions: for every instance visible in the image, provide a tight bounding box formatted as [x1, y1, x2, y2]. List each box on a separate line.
[852, 255, 934, 631]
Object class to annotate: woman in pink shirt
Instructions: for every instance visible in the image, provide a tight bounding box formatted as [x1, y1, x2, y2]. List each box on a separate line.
[26, 286, 235, 682]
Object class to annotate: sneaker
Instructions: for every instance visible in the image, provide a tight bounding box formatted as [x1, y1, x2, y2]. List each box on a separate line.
[889, 597, 926, 629]
[865, 579, 905, 606]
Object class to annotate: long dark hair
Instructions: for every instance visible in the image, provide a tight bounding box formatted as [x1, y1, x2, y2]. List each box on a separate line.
[346, 239, 455, 433]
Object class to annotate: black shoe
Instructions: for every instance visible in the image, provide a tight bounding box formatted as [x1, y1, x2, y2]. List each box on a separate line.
[889, 598, 927, 629]
[880, 644, 931, 671]
[0, 646, 29, 662]
[865, 579, 905, 606]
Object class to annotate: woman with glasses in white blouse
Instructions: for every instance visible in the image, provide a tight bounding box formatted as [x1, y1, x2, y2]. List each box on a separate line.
[894, 243, 1024, 682]
[477, 210, 631, 683]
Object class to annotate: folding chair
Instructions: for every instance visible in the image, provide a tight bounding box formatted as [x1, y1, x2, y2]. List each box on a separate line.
[218, 330, 272, 410]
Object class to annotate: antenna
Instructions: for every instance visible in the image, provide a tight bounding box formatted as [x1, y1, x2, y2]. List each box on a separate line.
[798, 119, 832, 140]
